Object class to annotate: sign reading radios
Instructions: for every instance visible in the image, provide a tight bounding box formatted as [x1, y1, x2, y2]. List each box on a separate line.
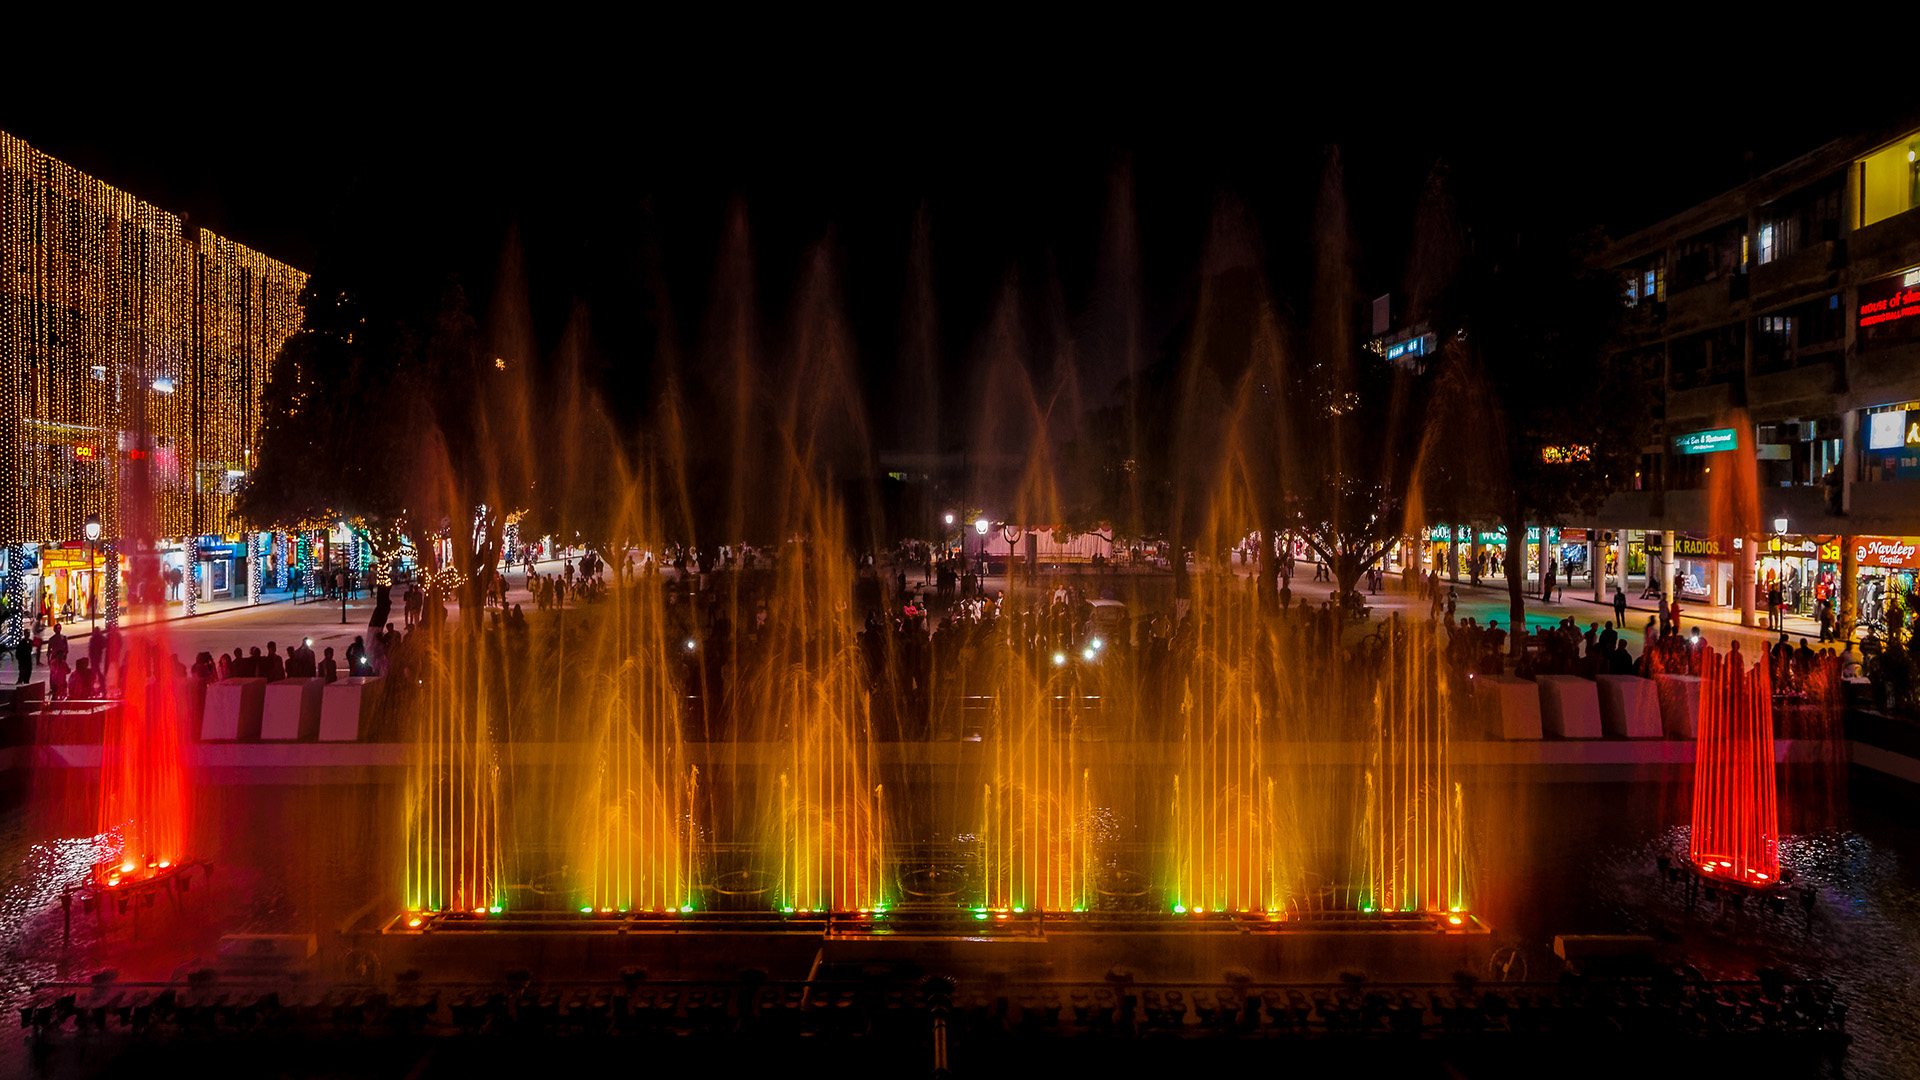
[1673, 428, 1738, 455]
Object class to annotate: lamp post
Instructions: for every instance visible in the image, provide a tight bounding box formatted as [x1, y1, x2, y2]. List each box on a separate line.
[83, 514, 101, 633]
[334, 521, 351, 625]
[974, 517, 989, 580]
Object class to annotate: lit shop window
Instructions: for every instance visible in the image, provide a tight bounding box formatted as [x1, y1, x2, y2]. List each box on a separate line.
[1857, 134, 1920, 228]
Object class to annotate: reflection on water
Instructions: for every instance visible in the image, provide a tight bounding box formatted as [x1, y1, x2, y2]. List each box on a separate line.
[1, 779, 1916, 1078]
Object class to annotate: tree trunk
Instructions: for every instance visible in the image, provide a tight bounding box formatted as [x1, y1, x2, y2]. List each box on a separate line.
[1334, 551, 1363, 599]
[1505, 505, 1528, 656]
[1258, 527, 1280, 614]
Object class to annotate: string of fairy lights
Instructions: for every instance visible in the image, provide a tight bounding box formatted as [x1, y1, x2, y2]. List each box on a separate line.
[0, 131, 306, 635]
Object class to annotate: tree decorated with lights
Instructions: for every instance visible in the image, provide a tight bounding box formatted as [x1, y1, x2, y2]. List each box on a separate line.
[238, 279, 417, 624]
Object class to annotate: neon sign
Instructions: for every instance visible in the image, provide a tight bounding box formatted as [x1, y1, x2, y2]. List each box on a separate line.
[1673, 428, 1738, 454]
[1860, 280, 1920, 328]
[1540, 445, 1592, 463]
[73, 445, 96, 459]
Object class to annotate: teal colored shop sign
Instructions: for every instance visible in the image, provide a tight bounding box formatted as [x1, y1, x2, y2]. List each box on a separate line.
[1674, 428, 1738, 454]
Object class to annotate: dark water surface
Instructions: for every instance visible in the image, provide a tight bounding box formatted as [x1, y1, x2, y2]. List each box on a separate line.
[2, 773, 1915, 1078]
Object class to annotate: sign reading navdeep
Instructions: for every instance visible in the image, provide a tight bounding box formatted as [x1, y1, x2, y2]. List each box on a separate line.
[1673, 428, 1739, 455]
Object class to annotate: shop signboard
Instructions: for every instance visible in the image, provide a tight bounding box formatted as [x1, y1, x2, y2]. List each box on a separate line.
[1675, 535, 1732, 559]
[1426, 525, 1456, 541]
[1865, 409, 1920, 451]
[1560, 529, 1588, 543]
[1858, 268, 1920, 348]
[1856, 536, 1920, 569]
[1820, 538, 1843, 562]
[1673, 428, 1739, 455]
[1764, 536, 1820, 557]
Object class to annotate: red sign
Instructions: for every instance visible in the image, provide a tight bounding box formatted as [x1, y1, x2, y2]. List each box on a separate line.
[1860, 285, 1920, 327]
[1856, 536, 1920, 569]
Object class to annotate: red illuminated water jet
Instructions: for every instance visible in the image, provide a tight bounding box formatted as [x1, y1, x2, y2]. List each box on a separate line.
[94, 627, 191, 891]
[1689, 648, 1779, 887]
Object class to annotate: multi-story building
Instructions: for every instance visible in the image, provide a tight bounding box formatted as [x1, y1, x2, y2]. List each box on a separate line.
[1579, 117, 1920, 635]
[0, 131, 307, 636]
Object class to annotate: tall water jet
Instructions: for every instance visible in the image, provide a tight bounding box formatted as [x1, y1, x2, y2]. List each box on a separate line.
[1359, 618, 1466, 914]
[404, 624, 506, 913]
[1166, 574, 1297, 915]
[981, 650, 1093, 912]
[94, 628, 190, 888]
[1690, 649, 1780, 887]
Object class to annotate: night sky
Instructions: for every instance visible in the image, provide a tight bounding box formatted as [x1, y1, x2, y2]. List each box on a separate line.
[2, 50, 1893, 449]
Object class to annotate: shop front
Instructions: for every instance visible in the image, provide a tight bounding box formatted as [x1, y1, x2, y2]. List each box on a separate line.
[1673, 534, 1735, 607]
[1554, 528, 1586, 583]
[38, 543, 127, 625]
[1855, 536, 1920, 634]
[196, 537, 243, 600]
[1757, 535, 1829, 615]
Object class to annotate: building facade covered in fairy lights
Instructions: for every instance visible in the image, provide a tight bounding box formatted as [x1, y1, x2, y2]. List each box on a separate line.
[0, 130, 307, 637]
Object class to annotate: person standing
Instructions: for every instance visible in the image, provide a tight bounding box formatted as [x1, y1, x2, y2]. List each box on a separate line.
[1613, 585, 1628, 628]
[11, 632, 31, 685]
[87, 629, 107, 686]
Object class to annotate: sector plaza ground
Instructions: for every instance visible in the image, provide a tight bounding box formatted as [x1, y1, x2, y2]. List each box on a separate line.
[2, 558, 1848, 691]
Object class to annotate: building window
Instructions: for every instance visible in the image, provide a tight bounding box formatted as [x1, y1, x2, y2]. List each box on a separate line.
[1857, 133, 1920, 229]
[1758, 224, 1779, 265]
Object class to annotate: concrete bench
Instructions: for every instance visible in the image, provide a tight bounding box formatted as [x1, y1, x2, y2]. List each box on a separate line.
[202, 678, 268, 741]
[319, 677, 383, 742]
[1653, 674, 1704, 739]
[261, 678, 326, 740]
[1537, 675, 1602, 738]
[1596, 674, 1662, 738]
[1474, 674, 1542, 740]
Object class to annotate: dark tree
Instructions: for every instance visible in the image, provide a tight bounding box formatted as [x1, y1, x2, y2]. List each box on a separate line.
[1421, 217, 1648, 649]
[238, 279, 420, 625]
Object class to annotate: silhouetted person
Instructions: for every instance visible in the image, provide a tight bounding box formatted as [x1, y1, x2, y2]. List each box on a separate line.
[319, 647, 339, 683]
[1613, 586, 1627, 627]
[264, 641, 286, 681]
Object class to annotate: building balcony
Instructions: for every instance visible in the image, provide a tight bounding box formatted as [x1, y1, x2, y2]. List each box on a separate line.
[1747, 358, 1841, 411]
[1751, 242, 1837, 308]
[1664, 279, 1734, 335]
[1849, 340, 1920, 400]
[1666, 381, 1734, 422]
[1847, 480, 1920, 533]
[1849, 208, 1920, 282]
[1586, 485, 1857, 537]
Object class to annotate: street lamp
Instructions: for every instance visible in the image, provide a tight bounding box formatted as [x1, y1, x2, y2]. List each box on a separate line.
[334, 521, 351, 624]
[974, 518, 989, 579]
[83, 514, 102, 632]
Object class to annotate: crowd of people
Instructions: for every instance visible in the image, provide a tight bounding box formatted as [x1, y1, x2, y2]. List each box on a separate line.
[3, 541, 1890, 727]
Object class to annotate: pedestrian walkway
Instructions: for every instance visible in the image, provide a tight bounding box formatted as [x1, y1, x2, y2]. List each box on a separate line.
[1453, 572, 1833, 638]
